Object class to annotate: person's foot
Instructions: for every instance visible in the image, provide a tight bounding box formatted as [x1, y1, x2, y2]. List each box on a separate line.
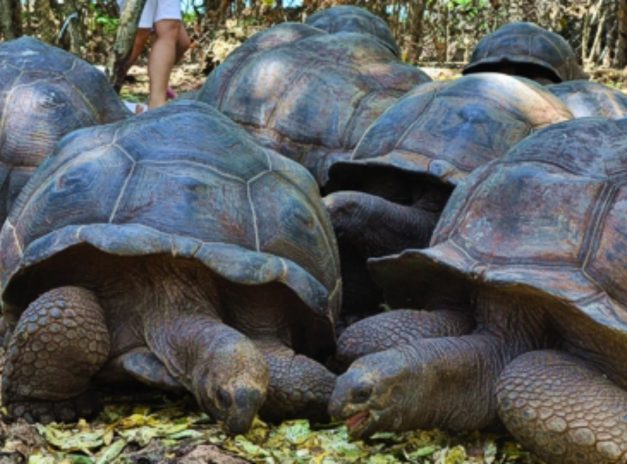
[135, 103, 148, 114]
[166, 87, 177, 100]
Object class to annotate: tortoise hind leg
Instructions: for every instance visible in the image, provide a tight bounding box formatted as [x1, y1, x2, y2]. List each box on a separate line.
[256, 340, 336, 423]
[496, 350, 627, 464]
[2, 286, 110, 423]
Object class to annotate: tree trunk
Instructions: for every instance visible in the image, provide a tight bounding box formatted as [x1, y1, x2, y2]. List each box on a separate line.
[617, 0, 627, 67]
[107, 0, 149, 93]
[0, 0, 22, 39]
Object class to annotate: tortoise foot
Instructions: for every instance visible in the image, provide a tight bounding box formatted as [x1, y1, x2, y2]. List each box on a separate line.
[497, 350, 627, 464]
[2, 286, 110, 423]
[257, 341, 335, 423]
[7, 390, 101, 424]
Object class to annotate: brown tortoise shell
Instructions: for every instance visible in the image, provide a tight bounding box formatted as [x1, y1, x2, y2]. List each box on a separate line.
[370, 117, 627, 350]
[548, 80, 627, 119]
[197, 22, 431, 186]
[326, 73, 572, 191]
[463, 22, 586, 83]
[0, 100, 341, 357]
[0, 37, 130, 224]
[305, 5, 400, 57]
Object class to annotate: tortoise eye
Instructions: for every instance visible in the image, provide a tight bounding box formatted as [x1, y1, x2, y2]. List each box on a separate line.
[216, 387, 233, 409]
[351, 383, 372, 403]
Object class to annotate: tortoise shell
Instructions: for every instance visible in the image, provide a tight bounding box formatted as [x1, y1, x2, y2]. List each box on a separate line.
[326, 73, 572, 192]
[305, 6, 400, 56]
[197, 22, 431, 186]
[463, 22, 586, 83]
[548, 80, 627, 119]
[0, 100, 341, 356]
[0, 36, 130, 224]
[370, 117, 627, 345]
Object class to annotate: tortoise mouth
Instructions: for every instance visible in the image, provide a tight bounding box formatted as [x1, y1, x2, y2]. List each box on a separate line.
[344, 406, 394, 438]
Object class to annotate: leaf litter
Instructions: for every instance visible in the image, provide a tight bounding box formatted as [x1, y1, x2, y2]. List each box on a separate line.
[0, 394, 546, 464]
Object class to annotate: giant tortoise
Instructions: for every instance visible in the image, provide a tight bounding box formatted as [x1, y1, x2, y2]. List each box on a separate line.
[330, 117, 627, 464]
[0, 100, 341, 432]
[324, 73, 571, 325]
[0, 36, 130, 224]
[463, 22, 586, 83]
[305, 5, 400, 56]
[197, 22, 431, 185]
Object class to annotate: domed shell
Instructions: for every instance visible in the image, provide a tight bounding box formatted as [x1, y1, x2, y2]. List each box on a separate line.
[0, 100, 341, 354]
[305, 6, 400, 56]
[197, 22, 431, 185]
[326, 73, 572, 191]
[548, 80, 627, 119]
[0, 36, 130, 223]
[463, 22, 586, 83]
[370, 117, 627, 340]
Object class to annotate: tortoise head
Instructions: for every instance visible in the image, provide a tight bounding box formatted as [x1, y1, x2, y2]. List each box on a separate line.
[193, 338, 269, 434]
[329, 347, 422, 438]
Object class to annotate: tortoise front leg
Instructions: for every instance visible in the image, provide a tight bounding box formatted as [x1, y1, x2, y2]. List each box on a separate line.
[2, 286, 110, 423]
[255, 340, 336, 423]
[497, 350, 627, 464]
[335, 309, 474, 369]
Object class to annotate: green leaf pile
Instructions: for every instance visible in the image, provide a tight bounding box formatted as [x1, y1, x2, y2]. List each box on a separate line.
[2, 397, 546, 464]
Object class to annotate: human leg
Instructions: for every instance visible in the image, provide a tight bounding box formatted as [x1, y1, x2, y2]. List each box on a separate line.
[147, 19, 181, 108]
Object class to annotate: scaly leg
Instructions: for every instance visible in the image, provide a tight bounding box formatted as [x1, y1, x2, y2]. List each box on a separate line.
[497, 350, 626, 464]
[2, 286, 110, 423]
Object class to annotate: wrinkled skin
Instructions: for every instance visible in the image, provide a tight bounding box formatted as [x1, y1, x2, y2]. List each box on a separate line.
[324, 169, 451, 322]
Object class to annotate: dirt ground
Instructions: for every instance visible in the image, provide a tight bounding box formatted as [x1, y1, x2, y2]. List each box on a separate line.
[119, 61, 627, 104]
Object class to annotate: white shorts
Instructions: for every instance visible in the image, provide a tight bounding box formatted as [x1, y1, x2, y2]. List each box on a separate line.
[117, 0, 182, 29]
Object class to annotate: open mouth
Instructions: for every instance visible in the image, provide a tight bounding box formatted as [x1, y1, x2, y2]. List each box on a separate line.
[345, 410, 372, 436]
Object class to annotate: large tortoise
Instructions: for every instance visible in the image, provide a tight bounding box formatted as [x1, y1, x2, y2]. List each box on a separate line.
[548, 80, 627, 119]
[463, 22, 586, 83]
[197, 22, 431, 186]
[0, 100, 341, 432]
[0, 36, 130, 224]
[330, 117, 627, 464]
[324, 73, 571, 324]
[305, 5, 400, 56]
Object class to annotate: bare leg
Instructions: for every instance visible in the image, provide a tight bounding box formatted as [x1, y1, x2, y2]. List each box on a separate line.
[497, 350, 627, 464]
[2, 287, 110, 423]
[124, 28, 151, 74]
[335, 309, 474, 368]
[256, 340, 336, 423]
[147, 19, 181, 108]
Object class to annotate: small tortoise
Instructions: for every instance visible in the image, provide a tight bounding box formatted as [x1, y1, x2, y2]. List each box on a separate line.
[324, 73, 571, 325]
[197, 22, 431, 186]
[330, 117, 627, 464]
[0, 36, 130, 224]
[548, 80, 627, 119]
[463, 22, 586, 83]
[0, 100, 341, 433]
[305, 6, 400, 56]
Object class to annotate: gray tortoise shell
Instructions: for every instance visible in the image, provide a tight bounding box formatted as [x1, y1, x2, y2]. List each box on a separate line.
[0, 100, 341, 351]
[305, 5, 400, 56]
[463, 22, 586, 82]
[548, 80, 627, 119]
[327, 73, 572, 191]
[197, 22, 431, 186]
[0, 36, 130, 224]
